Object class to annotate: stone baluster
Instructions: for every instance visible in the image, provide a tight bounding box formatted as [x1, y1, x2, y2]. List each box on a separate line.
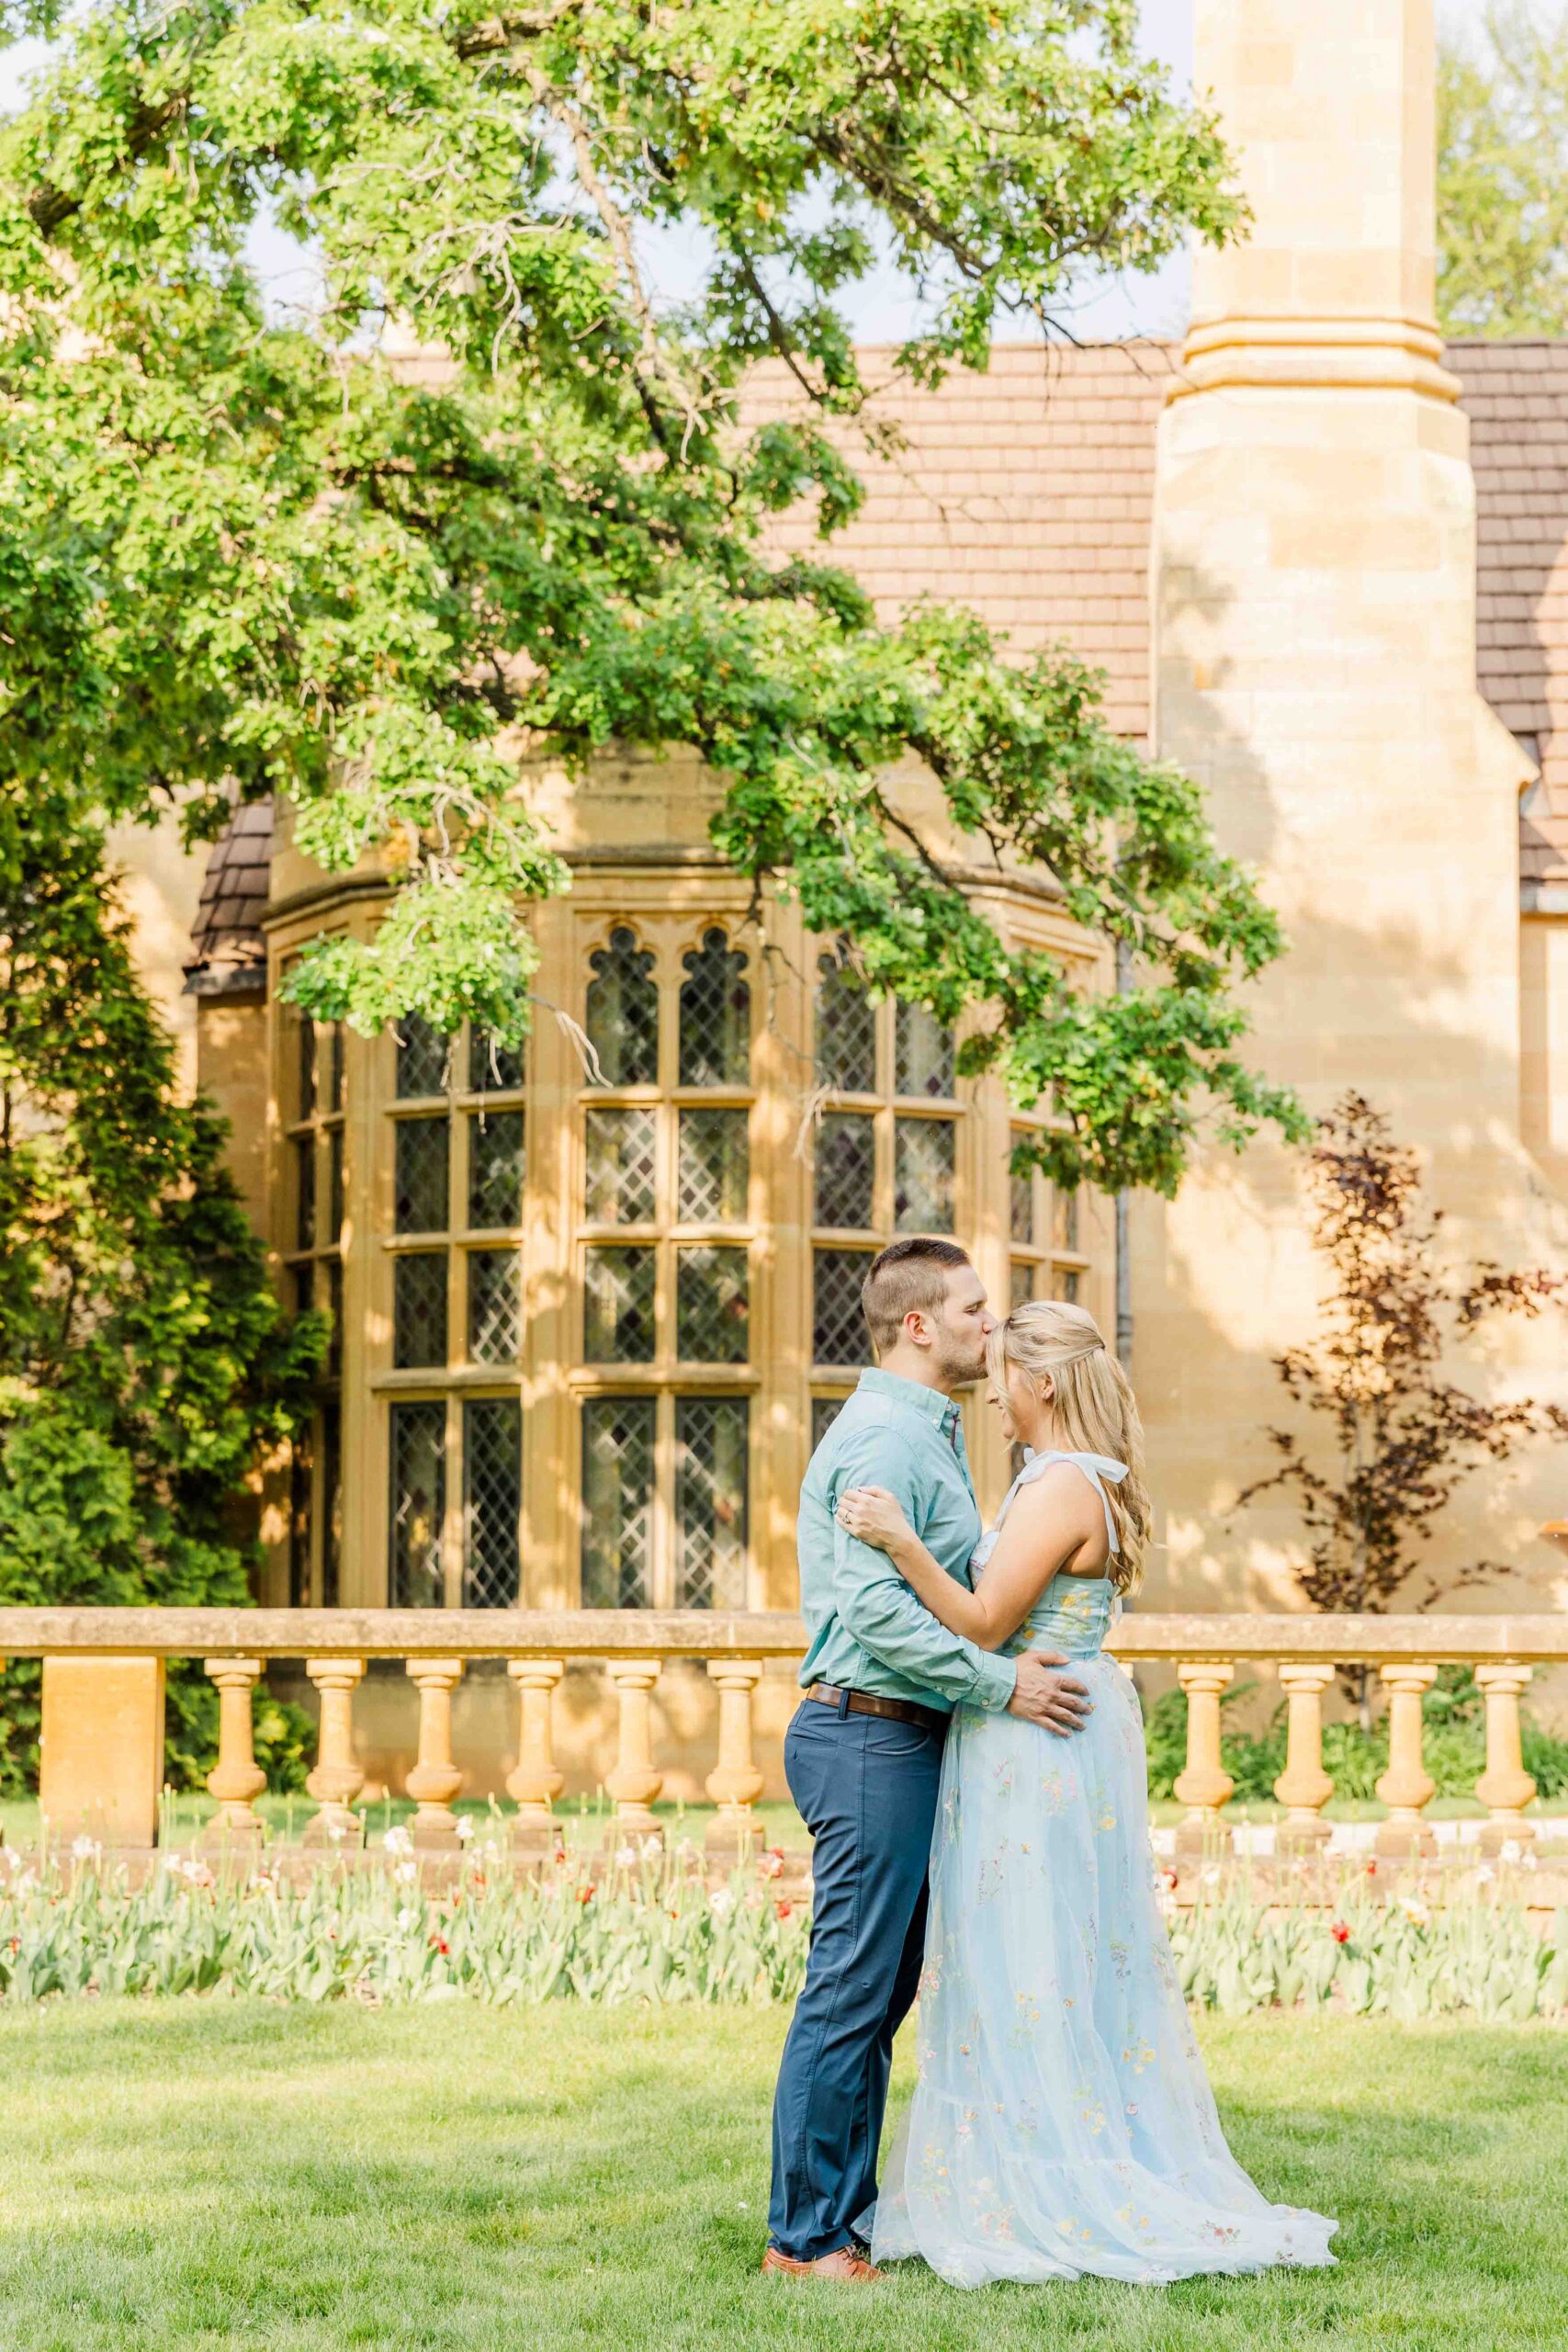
[1272, 1664, 1337, 1852]
[1374, 1662, 1438, 1857]
[506, 1658, 566, 1859]
[705, 1659, 765, 1863]
[1474, 1662, 1538, 1854]
[405, 1657, 466, 1850]
[605, 1657, 664, 1845]
[303, 1657, 367, 1848]
[201, 1657, 267, 1849]
[1173, 1661, 1235, 1857]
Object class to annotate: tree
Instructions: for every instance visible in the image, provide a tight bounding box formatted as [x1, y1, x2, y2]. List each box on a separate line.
[1237, 1094, 1567, 1645]
[1438, 1, 1568, 337]
[0, 0, 1304, 1201]
[0, 807, 323, 1792]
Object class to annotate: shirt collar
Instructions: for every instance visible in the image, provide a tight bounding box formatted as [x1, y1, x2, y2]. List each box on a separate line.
[855, 1366, 961, 1431]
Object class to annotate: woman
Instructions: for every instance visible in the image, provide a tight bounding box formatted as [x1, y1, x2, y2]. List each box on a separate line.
[836, 1300, 1337, 2289]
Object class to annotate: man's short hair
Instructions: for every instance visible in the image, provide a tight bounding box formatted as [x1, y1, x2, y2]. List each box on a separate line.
[861, 1237, 973, 1357]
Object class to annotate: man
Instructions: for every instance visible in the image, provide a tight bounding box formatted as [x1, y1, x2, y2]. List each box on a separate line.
[762, 1237, 1092, 2283]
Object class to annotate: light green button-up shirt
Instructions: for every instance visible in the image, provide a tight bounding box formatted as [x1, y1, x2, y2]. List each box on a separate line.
[795, 1367, 1018, 1715]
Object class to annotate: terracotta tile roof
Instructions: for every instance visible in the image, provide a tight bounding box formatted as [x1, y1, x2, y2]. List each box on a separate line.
[1448, 339, 1568, 893]
[748, 342, 1177, 739]
[186, 335, 1568, 985]
[183, 796, 271, 997]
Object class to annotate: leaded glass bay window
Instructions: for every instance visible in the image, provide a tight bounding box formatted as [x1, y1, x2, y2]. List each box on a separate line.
[810, 959, 964, 1366]
[575, 918, 757, 1611]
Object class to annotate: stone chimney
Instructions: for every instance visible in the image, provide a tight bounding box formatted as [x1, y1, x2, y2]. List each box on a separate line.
[1142, 0, 1563, 1600]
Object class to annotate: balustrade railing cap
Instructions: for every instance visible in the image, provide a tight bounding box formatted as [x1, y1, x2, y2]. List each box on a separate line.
[1, 1607, 1566, 1663]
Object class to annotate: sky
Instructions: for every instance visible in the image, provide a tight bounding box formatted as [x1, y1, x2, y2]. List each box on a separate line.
[0, 3, 1543, 350]
[0, 0, 1200, 344]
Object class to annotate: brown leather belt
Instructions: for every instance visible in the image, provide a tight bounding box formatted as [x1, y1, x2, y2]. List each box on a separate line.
[803, 1683, 948, 1738]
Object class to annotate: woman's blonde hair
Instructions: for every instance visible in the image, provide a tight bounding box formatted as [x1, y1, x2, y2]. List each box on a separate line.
[986, 1300, 1152, 1594]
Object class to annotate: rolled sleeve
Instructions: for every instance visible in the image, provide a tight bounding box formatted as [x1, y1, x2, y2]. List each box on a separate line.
[829, 1433, 1018, 1713]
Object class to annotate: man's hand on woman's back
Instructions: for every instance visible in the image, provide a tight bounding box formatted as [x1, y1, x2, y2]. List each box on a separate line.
[1009, 1650, 1092, 1736]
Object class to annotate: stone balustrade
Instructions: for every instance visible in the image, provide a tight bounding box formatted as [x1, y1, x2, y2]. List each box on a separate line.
[2, 1608, 1565, 1857]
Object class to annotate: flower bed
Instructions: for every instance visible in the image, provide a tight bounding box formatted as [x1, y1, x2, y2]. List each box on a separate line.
[3, 1838, 1566, 2017]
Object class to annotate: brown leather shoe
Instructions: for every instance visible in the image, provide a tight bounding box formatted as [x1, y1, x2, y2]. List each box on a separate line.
[761, 2245, 882, 2282]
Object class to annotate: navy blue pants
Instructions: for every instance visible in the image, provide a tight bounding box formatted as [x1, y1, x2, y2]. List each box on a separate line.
[767, 1700, 945, 2261]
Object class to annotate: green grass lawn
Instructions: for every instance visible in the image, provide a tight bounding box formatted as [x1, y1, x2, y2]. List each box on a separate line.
[0, 2005, 1562, 2351]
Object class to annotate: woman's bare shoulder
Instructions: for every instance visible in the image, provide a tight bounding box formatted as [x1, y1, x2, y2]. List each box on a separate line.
[1006, 1458, 1104, 1571]
[1008, 1459, 1102, 1530]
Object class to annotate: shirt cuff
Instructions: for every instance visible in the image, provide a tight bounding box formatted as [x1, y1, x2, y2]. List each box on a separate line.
[970, 1650, 1017, 1712]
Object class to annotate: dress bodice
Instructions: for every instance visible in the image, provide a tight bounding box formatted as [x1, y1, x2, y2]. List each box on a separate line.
[971, 1447, 1127, 1660]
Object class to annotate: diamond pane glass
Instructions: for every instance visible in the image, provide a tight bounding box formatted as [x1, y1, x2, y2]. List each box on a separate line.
[1055, 1268, 1081, 1305]
[326, 1258, 344, 1381]
[1010, 1148, 1035, 1246]
[294, 1136, 316, 1252]
[397, 1013, 452, 1099]
[678, 1107, 749, 1222]
[585, 1106, 657, 1224]
[393, 1251, 448, 1368]
[679, 928, 750, 1085]
[816, 954, 876, 1093]
[815, 1112, 874, 1229]
[1055, 1189, 1080, 1252]
[297, 1010, 317, 1121]
[586, 927, 659, 1085]
[321, 1397, 342, 1609]
[468, 1028, 524, 1091]
[1010, 1260, 1035, 1310]
[583, 1245, 656, 1362]
[811, 1396, 845, 1451]
[675, 1397, 749, 1609]
[676, 1245, 750, 1363]
[291, 1261, 314, 1320]
[468, 1110, 525, 1228]
[328, 1126, 344, 1244]
[394, 1115, 449, 1234]
[581, 1396, 655, 1607]
[463, 1397, 521, 1607]
[328, 1021, 345, 1114]
[389, 1399, 446, 1607]
[895, 1001, 955, 1099]
[468, 1249, 521, 1363]
[895, 1116, 956, 1232]
[813, 1247, 874, 1367]
[288, 1419, 313, 1608]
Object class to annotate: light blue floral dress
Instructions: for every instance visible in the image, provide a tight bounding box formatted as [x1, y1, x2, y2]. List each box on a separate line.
[869, 1450, 1337, 2288]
